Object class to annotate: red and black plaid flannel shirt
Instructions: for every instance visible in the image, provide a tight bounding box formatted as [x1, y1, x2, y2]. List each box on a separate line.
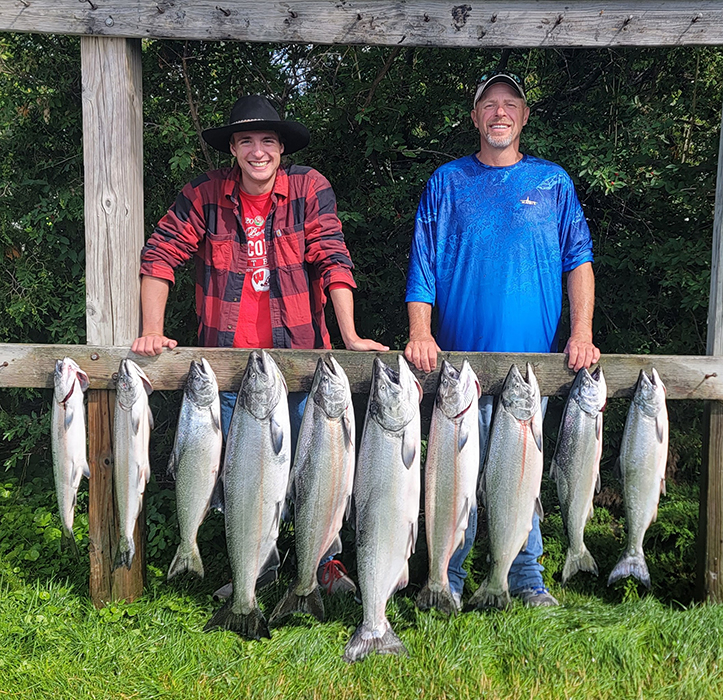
[140, 163, 356, 348]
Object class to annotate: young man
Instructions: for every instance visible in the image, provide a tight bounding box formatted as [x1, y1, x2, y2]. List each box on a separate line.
[133, 94, 387, 595]
[405, 72, 600, 607]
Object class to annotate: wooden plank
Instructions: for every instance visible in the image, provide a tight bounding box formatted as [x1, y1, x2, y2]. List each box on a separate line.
[0, 343, 721, 399]
[699, 100, 723, 604]
[1, 1, 723, 48]
[82, 36, 145, 607]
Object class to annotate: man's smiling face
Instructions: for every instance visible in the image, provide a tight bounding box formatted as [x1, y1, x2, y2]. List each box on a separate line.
[230, 130, 284, 194]
[471, 83, 530, 150]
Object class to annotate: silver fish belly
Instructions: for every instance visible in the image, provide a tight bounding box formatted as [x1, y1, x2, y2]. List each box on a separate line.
[205, 350, 291, 641]
[167, 358, 222, 580]
[113, 359, 153, 571]
[417, 359, 480, 615]
[51, 357, 90, 556]
[271, 354, 355, 624]
[468, 363, 544, 610]
[344, 355, 422, 663]
[551, 366, 606, 584]
[608, 368, 668, 588]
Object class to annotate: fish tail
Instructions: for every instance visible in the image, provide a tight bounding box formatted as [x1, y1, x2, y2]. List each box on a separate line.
[343, 621, 408, 663]
[61, 528, 80, 558]
[167, 542, 205, 580]
[204, 600, 270, 641]
[607, 551, 651, 588]
[269, 583, 325, 624]
[415, 582, 459, 615]
[112, 536, 135, 571]
[465, 579, 511, 611]
[562, 545, 599, 585]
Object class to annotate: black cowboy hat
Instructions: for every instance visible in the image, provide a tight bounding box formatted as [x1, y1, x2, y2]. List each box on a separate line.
[201, 95, 310, 155]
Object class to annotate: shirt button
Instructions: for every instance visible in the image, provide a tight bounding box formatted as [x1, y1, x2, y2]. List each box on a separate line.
[227, 325, 232, 330]
[275, 230, 282, 237]
[233, 297, 238, 302]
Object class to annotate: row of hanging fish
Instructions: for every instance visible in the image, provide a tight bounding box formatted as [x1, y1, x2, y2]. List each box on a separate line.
[49, 353, 669, 663]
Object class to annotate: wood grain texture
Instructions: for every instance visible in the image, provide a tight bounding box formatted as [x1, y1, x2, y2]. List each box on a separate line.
[1, 1, 722, 47]
[81, 36, 143, 347]
[0, 343, 721, 399]
[81, 37, 145, 605]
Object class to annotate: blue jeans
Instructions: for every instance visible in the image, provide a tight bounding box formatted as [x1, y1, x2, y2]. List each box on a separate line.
[448, 395, 548, 596]
[219, 390, 308, 461]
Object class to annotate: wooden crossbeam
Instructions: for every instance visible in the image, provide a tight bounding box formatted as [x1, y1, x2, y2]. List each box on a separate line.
[1, 343, 721, 399]
[1, 1, 722, 48]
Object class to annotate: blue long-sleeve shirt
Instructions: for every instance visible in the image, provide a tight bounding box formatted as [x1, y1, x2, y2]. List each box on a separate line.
[406, 154, 593, 352]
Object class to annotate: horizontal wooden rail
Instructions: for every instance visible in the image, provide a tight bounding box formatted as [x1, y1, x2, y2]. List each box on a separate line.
[0, 343, 720, 399]
[1, 1, 722, 48]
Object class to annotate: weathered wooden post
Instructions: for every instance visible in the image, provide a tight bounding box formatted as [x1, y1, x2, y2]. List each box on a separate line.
[81, 36, 145, 606]
[699, 102, 723, 603]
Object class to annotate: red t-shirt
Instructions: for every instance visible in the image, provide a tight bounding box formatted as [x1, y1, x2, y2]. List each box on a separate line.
[233, 189, 274, 348]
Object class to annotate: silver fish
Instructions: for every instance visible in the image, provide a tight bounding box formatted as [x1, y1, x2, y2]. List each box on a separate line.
[551, 367, 606, 584]
[205, 350, 291, 640]
[113, 359, 153, 571]
[271, 354, 355, 624]
[468, 363, 544, 610]
[344, 355, 422, 663]
[417, 359, 480, 615]
[608, 368, 668, 588]
[167, 358, 222, 580]
[51, 357, 90, 556]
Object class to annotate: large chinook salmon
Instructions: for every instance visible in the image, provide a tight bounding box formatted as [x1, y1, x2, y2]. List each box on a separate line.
[205, 350, 291, 641]
[417, 359, 480, 615]
[113, 359, 153, 571]
[271, 354, 355, 624]
[551, 366, 606, 584]
[608, 368, 668, 589]
[344, 355, 422, 663]
[467, 363, 544, 611]
[51, 357, 90, 556]
[167, 358, 222, 580]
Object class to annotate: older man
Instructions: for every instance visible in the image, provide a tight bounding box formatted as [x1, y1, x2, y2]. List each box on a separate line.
[405, 71, 599, 608]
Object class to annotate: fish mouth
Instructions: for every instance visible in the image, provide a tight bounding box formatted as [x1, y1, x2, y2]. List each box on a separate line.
[590, 366, 602, 382]
[322, 353, 338, 375]
[374, 356, 399, 386]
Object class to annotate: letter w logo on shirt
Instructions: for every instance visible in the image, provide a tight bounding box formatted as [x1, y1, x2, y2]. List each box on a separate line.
[521, 196, 537, 206]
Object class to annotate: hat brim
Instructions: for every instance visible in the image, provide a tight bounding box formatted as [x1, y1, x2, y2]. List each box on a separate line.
[474, 76, 526, 105]
[201, 119, 310, 155]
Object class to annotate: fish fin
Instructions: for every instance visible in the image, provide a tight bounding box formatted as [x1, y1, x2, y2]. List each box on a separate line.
[342, 412, 353, 451]
[270, 417, 284, 455]
[204, 600, 270, 641]
[344, 494, 352, 521]
[465, 579, 511, 611]
[596, 470, 601, 494]
[457, 422, 469, 452]
[139, 372, 153, 396]
[322, 535, 343, 562]
[343, 621, 408, 663]
[478, 469, 488, 509]
[401, 429, 417, 469]
[270, 583, 325, 624]
[77, 369, 90, 393]
[534, 497, 544, 522]
[260, 545, 281, 581]
[272, 501, 282, 532]
[531, 418, 543, 453]
[607, 551, 650, 589]
[167, 448, 178, 479]
[131, 407, 141, 435]
[394, 563, 410, 594]
[63, 402, 75, 429]
[561, 546, 598, 585]
[112, 536, 135, 571]
[596, 412, 603, 441]
[656, 414, 665, 443]
[80, 460, 90, 480]
[549, 458, 558, 482]
[613, 457, 622, 481]
[148, 406, 154, 431]
[409, 520, 418, 556]
[210, 403, 221, 433]
[416, 583, 459, 616]
[61, 529, 80, 558]
[209, 473, 224, 513]
[456, 496, 472, 533]
[660, 478, 667, 497]
[167, 542, 204, 580]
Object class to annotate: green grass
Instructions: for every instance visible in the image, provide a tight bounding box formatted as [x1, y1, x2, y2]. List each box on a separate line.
[1, 573, 722, 700]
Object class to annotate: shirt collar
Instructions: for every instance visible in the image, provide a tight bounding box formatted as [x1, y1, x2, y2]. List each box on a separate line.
[224, 163, 289, 203]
